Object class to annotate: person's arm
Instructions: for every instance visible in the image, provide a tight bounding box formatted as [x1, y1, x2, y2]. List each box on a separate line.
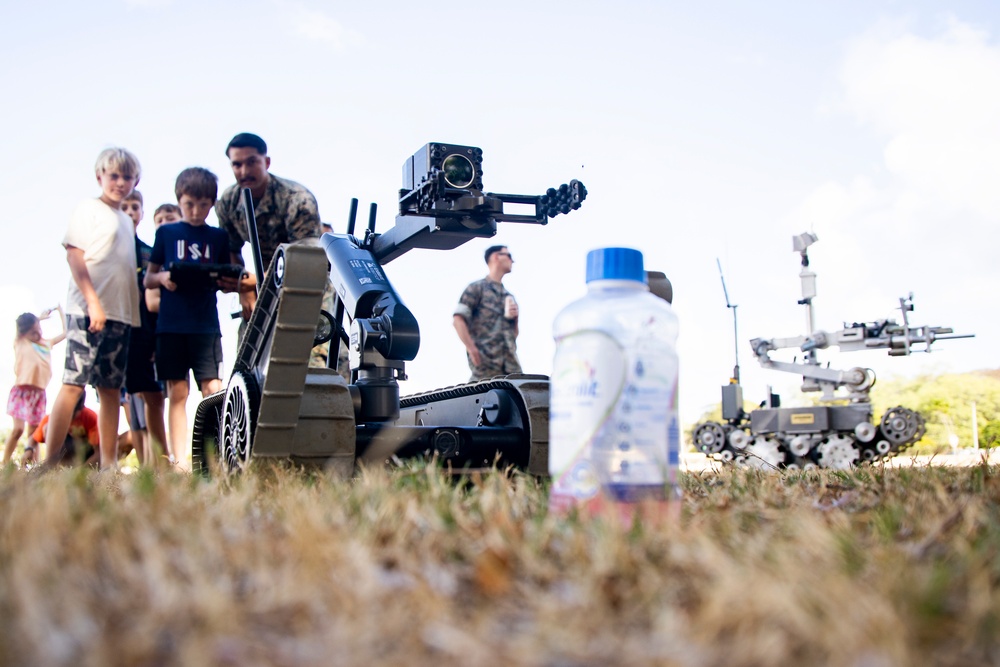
[506, 299, 520, 338]
[227, 252, 258, 319]
[145, 227, 176, 293]
[145, 287, 161, 313]
[143, 262, 177, 292]
[216, 272, 245, 294]
[43, 304, 67, 346]
[214, 234, 245, 295]
[216, 198, 256, 316]
[22, 436, 39, 464]
[453, 283, 483, 365]
[453, 315, 482, 367]
[237, 278, 257, 319]
[286, 191, 322, 243]
[66, 246, 105, 333]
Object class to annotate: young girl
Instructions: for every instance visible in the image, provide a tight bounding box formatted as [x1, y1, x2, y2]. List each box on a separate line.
[3, 306, 66, 465]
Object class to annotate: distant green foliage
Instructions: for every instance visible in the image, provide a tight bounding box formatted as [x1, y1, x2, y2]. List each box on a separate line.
[872, 371, 1000, 452]
[982, 420, 1000, 449]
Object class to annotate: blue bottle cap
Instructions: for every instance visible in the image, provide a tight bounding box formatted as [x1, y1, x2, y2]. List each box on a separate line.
[586, 247, 646, 283]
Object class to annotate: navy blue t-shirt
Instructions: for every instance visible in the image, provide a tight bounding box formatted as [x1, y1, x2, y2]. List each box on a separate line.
[149, 222, 229, 335]
[133, 235, 157, 341]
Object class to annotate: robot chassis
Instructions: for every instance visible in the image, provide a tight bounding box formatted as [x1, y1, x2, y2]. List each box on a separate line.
[692, 232, 972, 470]
[191, 143, 590, 476]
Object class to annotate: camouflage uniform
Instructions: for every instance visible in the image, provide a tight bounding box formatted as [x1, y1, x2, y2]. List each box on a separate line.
[216, 173, 322, 263]
[454, 278, 521, 381]
[217, 174, 349, 377]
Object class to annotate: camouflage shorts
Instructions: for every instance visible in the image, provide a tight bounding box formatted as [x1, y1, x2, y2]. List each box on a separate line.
[63, 316, 131, 390]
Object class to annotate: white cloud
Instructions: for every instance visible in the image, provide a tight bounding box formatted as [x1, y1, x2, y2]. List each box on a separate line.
[795, 16, 1000, 283]
[288, 6, 362, 49]
[768, 16, 1000, 401]
[839, 17, 1000, 217]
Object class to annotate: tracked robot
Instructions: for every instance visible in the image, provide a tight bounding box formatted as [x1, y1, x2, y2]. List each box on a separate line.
[692, 232, 973, 470]
[191, 143, 588, 476]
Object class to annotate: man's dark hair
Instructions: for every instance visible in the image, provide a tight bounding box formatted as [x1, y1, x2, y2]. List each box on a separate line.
[73, 393, 86, 414]
[226, 133, 267, 157]
[175, 167, 219, 202]
[484, 245, 507, 264]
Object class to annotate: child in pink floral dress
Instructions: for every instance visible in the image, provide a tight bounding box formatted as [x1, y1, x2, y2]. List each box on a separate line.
[3, 306, 66, 464]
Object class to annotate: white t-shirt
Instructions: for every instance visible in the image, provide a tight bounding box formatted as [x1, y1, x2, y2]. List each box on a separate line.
[62, 198, 140, 327]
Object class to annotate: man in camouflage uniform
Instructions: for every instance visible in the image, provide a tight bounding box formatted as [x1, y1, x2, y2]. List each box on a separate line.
[453, 245, 522, 381]
[216, 132, 348, 376]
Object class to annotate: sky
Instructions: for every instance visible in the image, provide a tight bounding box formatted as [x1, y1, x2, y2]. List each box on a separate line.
[0, 0, 997, 436]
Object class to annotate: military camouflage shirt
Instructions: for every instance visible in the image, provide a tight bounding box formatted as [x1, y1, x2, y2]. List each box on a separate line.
[454, 277, 521, 381]
[216, 173, 321, 268]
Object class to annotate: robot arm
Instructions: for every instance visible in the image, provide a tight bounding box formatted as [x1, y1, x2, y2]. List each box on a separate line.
[373, 143, 586, 263]
[317, 143, 587, 422]
[750, 293, 972, 402]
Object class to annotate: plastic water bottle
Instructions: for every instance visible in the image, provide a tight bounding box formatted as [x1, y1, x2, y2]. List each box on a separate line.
[548, 247, 680, 518]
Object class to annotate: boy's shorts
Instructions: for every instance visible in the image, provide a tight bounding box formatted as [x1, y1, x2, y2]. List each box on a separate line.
[125, 328, 162, 394]
[155, 334, 223, 383]
[63, 316, 131, 390]
[127, 392, 147, 430]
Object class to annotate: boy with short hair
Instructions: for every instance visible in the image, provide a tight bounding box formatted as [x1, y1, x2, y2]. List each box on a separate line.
[153, 203, 183, 226]
[145, 168, 230, 471]
[43, 148, 142, 470]
[145, 204, 183, 314]
[121, 190, 168, 467]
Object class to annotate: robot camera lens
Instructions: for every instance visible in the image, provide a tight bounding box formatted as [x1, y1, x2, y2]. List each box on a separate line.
[442, 154, 475, 189]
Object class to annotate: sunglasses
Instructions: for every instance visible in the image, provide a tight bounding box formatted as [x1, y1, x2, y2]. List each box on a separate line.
[496, 252, 513, 260]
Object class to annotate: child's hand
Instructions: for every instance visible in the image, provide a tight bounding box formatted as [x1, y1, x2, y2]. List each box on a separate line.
[217, 275, 240, 293]
[467, 345, 482, 367]
[239, 273, 257, 294]
[157, 271, 177, 292]
[87, 301, 107, 332]
[239, 290, 257, 320]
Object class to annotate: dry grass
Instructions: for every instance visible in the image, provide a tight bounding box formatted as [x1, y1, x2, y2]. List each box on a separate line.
[1, 460, 999, 667]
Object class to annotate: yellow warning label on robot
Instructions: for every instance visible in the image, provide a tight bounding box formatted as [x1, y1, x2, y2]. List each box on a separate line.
[790, 413, 815, 425]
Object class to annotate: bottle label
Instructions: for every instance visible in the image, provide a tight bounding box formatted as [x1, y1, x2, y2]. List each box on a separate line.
[549, 328, 679, 510]
[549, 330, 626, 501]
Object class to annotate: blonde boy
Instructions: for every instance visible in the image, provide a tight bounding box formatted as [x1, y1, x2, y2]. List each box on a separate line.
[44, 148, 141, 470]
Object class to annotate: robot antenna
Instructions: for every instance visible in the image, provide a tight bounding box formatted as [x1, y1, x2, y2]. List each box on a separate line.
[717, 258, 740, 384]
